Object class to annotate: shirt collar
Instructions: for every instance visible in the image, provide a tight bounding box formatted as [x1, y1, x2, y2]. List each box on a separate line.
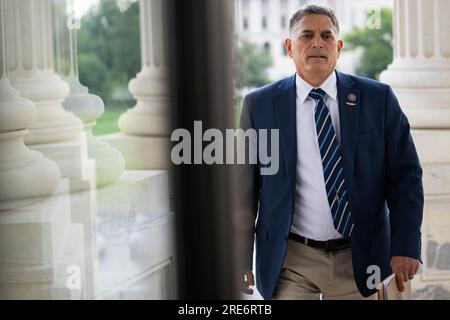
[295, 71, 338, 103]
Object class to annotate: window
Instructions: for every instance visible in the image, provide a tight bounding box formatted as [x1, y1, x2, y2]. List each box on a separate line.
[262, 16, 267, 30]
[243, 17, 248, 30]
[281, 15, 287, 29]
[264, 42, 271, 53]
[242, 0, 249, 10]
[261, 0, 269, 10]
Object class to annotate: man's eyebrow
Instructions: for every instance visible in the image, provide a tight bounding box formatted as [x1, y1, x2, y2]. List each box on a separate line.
[299, 29, 335, 35]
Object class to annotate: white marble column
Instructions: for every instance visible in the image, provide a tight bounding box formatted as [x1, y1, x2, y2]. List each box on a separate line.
[102, 0, 169, 169]
[6, 0, 94, 189]
[380, 0, 450, 128]
[119, 0, 169, 136]
[0, 0, 76, 300]
[380, 0, 450, 299]
[57, 0, 124, 187]
[7, 0, 83, 144]
[0, 0, 60, 208]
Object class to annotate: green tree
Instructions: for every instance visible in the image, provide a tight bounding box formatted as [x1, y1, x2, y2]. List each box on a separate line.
[234, 41, 273, 89]
[343, 8, 393, 80]
[77, 0, 140, 106]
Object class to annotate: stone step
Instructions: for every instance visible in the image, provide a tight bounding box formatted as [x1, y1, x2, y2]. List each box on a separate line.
[412, 130, 450, 164]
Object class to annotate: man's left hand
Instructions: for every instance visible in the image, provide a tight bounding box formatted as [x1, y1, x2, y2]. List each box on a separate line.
[390, 256, 420, 292]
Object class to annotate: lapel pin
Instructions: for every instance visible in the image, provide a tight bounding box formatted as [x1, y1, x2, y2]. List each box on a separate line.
[346, 93, 357, 106]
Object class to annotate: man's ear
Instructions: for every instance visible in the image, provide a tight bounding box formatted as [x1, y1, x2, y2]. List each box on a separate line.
[337, 39, 344, 58]
[337, 39, 344, 54]
[284, 38, 293, 58]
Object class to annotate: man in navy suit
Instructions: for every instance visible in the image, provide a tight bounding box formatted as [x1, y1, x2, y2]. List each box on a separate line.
[237, 4, 423, 299]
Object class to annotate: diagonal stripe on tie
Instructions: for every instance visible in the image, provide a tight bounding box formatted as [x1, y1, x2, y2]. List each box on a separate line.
[309, 88, 354, 238]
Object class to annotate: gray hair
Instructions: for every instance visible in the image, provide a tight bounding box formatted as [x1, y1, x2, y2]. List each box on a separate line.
[289, 4, 340, 36]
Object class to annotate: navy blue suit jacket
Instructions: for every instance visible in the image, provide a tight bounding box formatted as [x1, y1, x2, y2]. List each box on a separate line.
[238, 71, 424, 299]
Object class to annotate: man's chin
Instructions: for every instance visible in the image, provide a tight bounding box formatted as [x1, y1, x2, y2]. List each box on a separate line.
[305, 65, 329, 74]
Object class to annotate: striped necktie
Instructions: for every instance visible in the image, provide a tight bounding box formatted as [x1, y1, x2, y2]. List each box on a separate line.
[309, 88, 354, 238]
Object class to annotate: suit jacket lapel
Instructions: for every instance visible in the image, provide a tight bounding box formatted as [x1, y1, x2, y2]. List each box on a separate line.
[336, 71, 360, 192]
[274, 75, 297, 206]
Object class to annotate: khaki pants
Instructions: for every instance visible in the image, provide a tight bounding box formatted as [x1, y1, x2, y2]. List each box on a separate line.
[272, 239, 376, 300]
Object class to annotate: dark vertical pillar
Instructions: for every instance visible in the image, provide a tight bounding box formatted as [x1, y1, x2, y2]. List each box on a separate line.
[167, 0, 239, 299]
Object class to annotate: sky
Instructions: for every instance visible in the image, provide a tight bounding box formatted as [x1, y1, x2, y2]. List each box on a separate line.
[73, 0, 99, 18]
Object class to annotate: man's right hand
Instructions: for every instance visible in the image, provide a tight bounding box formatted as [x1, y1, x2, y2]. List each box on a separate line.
[241, 271, 255, 295]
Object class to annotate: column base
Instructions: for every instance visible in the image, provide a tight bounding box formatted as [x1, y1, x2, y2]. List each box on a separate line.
[99, 133, 170, 170]
[380, 64, 450, 128]
[27, 133, 95, 183]
[390, 88, 450, 128]
[25, 120, 84, 145]
[118, 105, 169, 136]
[0, 130, 61, 207]
[88, 138, 125, 187]
[380, 65, 450, 88]
[12, 72, 84, 145]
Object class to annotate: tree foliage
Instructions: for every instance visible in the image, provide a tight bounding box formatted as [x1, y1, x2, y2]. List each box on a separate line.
[343, 8, 393, 80]
[77, 0, 140, 106]
[234, 41, 273, 89]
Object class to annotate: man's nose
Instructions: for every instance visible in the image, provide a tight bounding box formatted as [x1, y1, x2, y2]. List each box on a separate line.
[311, 35, 324, 48]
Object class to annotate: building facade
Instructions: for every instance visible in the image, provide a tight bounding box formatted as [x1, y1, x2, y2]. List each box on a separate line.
[235, 0, 393, 80]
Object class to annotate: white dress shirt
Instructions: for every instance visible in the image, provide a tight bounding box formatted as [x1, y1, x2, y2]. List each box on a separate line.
[290, 71, 344, 241]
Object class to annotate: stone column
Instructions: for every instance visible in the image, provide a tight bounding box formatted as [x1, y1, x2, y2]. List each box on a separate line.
[380, 0, 450, 299]
[0, 1, 75, 300]
[56, 0, 124, 187]
[102, 0, 169, 169]
[380, 0, 450, 128]
[6, 0, 91, 188]
[0, 0, 60, 208]
[2, 0, 97, 299]
[7, 0, 83, 144]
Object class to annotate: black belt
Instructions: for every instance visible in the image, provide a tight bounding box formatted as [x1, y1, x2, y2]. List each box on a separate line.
[288, 232, 351, 252]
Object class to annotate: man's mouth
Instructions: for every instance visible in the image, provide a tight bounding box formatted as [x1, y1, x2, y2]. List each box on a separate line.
[308, 54, 327, 59]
